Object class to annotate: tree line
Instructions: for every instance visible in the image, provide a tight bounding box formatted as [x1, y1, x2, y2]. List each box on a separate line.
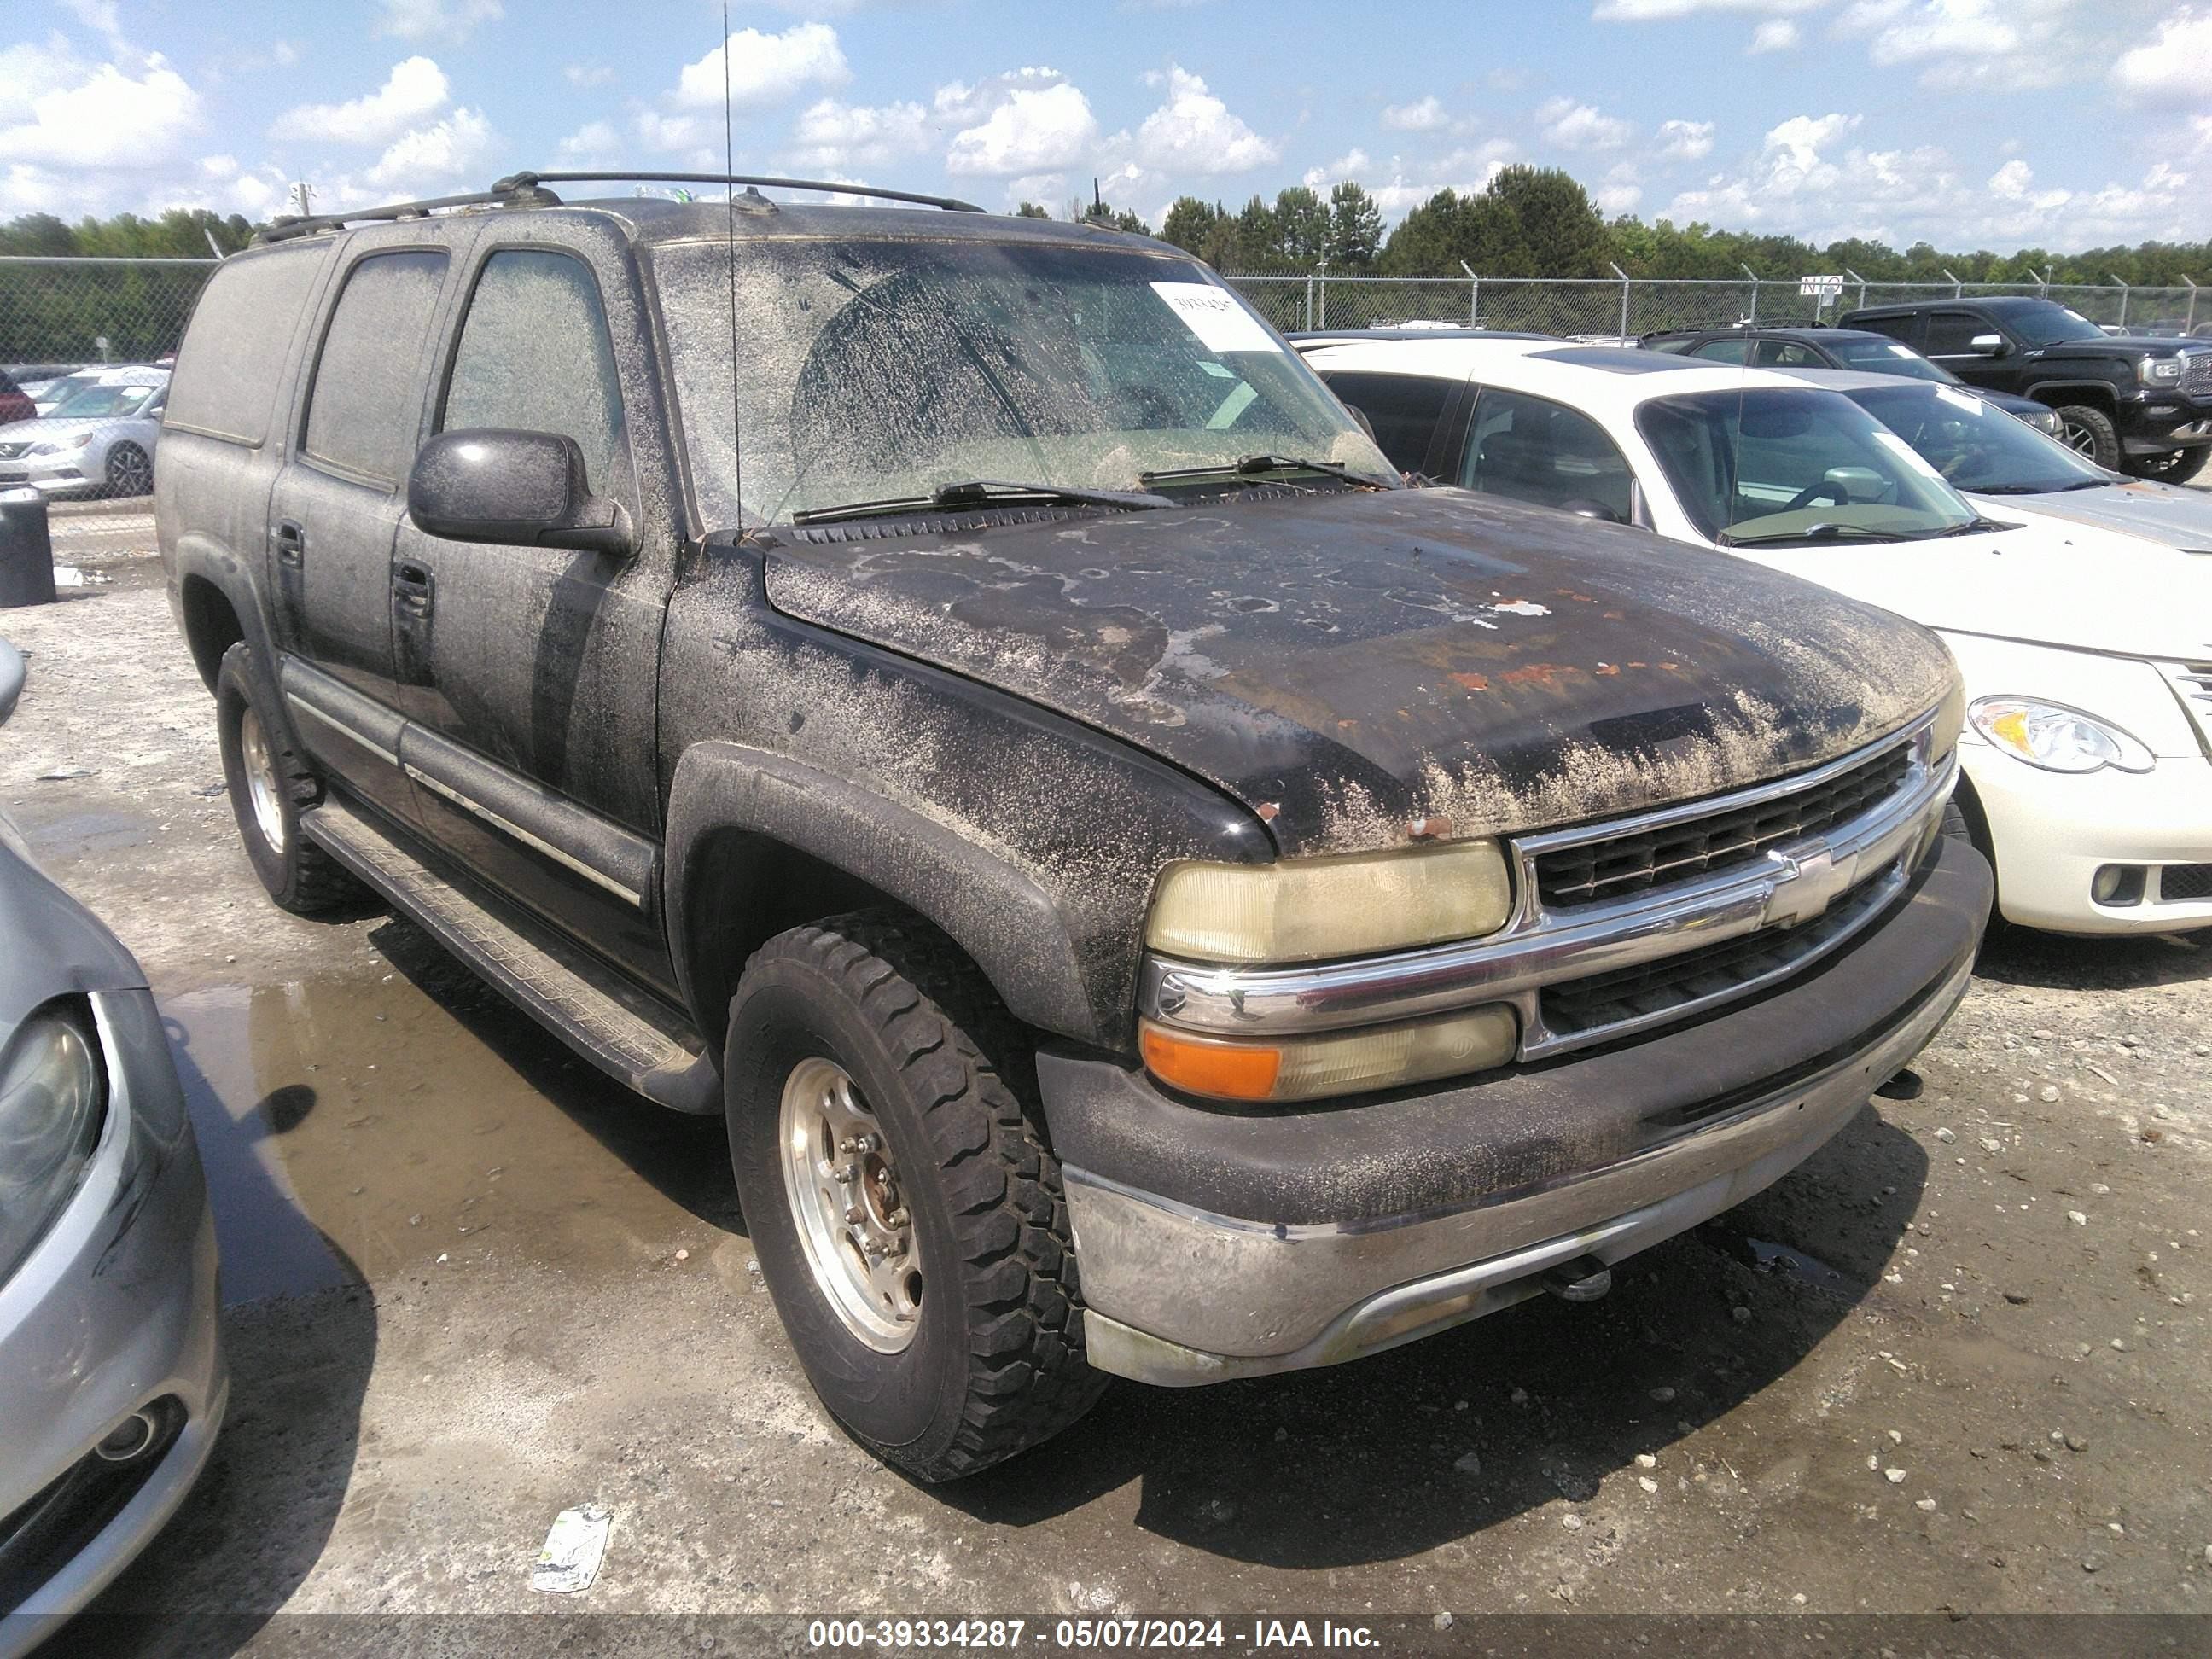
[1044, 166, 2208, 290]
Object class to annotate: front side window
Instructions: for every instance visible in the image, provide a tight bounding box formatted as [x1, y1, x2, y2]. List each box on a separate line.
[651, 237, 1389, 527]
[1923, 311, 1990, 357]
[1636, 386, 1980, 546]
[1847, 383, 2107, 496]
[440, 249, 628, 494]
[303, 249, 449, 486]
[1316, 370, 1453, 475]
[1458, 387, 1636, 523]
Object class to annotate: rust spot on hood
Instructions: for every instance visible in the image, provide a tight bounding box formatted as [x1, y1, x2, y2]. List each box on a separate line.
[1451, 672, 1491, 692]
[1501, 662, 1581, 687]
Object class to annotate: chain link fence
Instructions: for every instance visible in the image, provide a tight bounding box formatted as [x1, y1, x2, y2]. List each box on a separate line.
[1224, 270, 2205, 341]
[0, 254, 216, 380]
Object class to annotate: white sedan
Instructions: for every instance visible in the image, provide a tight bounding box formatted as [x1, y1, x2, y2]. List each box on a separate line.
[1298, 335, 2212, 935]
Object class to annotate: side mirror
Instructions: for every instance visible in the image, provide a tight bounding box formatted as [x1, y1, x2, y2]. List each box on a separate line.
[1969, 334, 2007, 357]
[1560, 498, 1625, 524]
[407, 429, 632, 557]
[0, 637, 22, 726]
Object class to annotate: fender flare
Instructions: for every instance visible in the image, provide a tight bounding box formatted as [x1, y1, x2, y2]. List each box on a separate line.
[169, 532, 279, 693]
[2020, 377, 2122, 409]
[664, 740, 1104, 1047]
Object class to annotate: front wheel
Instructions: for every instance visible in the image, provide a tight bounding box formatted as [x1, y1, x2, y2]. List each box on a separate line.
[2125, 445, 2210, 485]
[104, 441, 152, 498]
[724, 911, 1105, 1482]
[2052, 405, 2121, 471]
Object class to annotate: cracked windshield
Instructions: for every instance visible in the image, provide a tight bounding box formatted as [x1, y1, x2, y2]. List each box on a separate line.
[653, 236, 1392, 527]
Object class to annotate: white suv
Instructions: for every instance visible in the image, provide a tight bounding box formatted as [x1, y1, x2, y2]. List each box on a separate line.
[1301, 335, 2212, 935]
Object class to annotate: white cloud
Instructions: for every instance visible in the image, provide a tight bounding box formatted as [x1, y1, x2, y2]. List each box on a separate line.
[634, 109, 713, 154]
[363, 106, 494, 190]
[1749, 19, 1802, 49]
[0, 55, 201, 168]
[1365, 140, 1520, 214]
[786, 96, 933, 170]
[563, 64, 614, 88]
[1597, 163, 1644, 213]
[1131, 65, 1278, 173]
[375, 0, 503, 44]
[1595, 0, 1825, 16]
[1382, 95, 1449, 132]
[556, 119, 620, 163]
[1656, 118, 1716, 160]
[672, 23, 850, 112]
[57, 0, 127, 54]
[2111, 5, 2212, 99]
[1836, 0, 2083, 90]
[946, 79, 1099, 175]
[1538, 97, 1633, 152]
[1302, 148, 1372, 188]
[270, 57, 449, 146]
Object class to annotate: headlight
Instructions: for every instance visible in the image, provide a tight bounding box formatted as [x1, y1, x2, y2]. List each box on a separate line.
[1968, 696, 2155, 775]
[1932, 678, 1965, 761]
[0, 1004, 107, 1284]
[1144, 838, 1513, 963]
[1140, 1004, 1517, 1103]
[2141, 357, 2185, 385]
[26, 433, 95, 457]
[2030, 407, 2064, 437]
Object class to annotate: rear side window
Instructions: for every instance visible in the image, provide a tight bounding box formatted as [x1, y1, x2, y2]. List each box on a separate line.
[439, 249, 628, 493]
[1458, 386, 1636, 524]
[166, 245, 331, 445]
[303, 249, 449, 486]
[1316, 370, 1453, 475]
[1689, 339, 1749, 364]
[1853, 312, 1920, 348]
[1753, 340, 1824, 368]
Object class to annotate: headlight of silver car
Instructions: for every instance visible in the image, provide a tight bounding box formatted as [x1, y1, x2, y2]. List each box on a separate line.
[0, 1003, 107, 1285]
[26, 433, 95, 458]
[1969, 696, 2154, 775]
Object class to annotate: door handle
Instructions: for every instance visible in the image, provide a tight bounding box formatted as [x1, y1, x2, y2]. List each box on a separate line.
[272, 519, 305, 568]
[393, 560, 434, 619]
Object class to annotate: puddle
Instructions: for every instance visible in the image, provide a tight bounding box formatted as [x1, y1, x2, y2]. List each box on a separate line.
[160, 935, 738, 1307]
[1744, 1237, 1848, 1288]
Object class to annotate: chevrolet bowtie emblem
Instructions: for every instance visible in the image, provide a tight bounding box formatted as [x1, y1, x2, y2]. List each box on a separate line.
[1766, 843, 1849, 928]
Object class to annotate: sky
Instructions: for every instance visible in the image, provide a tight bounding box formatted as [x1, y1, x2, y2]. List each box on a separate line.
[3, 0, 2209, 254]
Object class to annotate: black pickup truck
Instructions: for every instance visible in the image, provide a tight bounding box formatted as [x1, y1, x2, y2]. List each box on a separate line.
[1840, 295, 2212, 480]
[157, 171, 1988, 1481]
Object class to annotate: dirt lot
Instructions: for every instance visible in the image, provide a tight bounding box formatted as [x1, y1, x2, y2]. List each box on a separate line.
[3, 511, 2209, 1646]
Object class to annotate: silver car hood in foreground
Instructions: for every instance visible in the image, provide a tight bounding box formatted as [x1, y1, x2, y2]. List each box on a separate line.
[1973, 478, 2212, 553]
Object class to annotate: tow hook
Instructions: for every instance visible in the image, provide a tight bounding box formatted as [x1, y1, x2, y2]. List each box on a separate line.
[1540, 1254, 1613, 1304]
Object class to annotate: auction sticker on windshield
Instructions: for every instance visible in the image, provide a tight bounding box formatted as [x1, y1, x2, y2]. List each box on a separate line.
[1151, 282, 1282, 353]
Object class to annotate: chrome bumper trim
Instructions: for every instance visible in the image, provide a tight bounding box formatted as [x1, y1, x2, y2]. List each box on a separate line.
[1075, 953, 1973, 1385]
[1140, 713, 1950, 1061]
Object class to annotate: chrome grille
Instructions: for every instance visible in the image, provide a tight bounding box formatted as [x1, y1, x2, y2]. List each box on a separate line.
[1542, 870, 1900, 1039]
[2163, 661, 2212, 752]
[1534, 743, 1914, 907]
[2185, 352, 2212, 397]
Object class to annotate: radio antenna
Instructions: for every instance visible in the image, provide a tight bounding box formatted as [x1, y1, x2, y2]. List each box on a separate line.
[722, 0, 743, 535]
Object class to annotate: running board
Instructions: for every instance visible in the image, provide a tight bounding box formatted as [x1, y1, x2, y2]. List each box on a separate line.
[301, 794, 719, 1115]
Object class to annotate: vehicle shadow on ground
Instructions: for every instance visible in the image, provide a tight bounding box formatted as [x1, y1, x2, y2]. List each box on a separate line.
[943, 1105, 1927, 1567]
[81, 1027, 376, 1651]
[365, 914, 744, 1236]
[1972, 921, 2208, 992]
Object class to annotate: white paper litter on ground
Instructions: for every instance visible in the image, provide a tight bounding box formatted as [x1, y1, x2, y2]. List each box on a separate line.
[530, 1502, 613, 1593]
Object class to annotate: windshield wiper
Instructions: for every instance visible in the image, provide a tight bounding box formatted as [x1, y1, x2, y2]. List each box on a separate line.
[790, 479, 1175, 527]
[1714, 521, 1895, 547]
[1921, 515, 2017, 538]
[1139, 453, 1387, 488]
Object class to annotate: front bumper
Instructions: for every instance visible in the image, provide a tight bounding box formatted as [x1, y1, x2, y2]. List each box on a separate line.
[1964, 740, 2212, 934]
[2117, 399, 2212, 455]
[0, 457, 96, 498]
[1045, 836, 1988, 1385]
[0, 990, 225, 1653]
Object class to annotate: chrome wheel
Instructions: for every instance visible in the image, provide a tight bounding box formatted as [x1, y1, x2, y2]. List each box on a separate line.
[237, 705, 287, 853]
[106, 443, 151, 497]
[777, 1056, 921, 1352]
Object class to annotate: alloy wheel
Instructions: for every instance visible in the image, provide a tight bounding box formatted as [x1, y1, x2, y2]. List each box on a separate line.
[777, 1055, 922, 1352]
[237, 705, 288, 853]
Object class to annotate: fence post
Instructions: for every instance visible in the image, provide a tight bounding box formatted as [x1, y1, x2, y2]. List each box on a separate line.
[1314, 260, 1328, 331]
[2111, 275, 2129, 329]
[2040, 266, 2053, 299]
[1302, 271, 1313, 332]
[2186, 276, 2198, 335]
[1741, 264, 1759, 323]
[1459, 260, 1477, 327]
[1845, 267, 1867, 311]
[1610, 263, 1630, 341]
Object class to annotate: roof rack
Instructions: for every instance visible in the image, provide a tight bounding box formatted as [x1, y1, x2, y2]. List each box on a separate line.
[497, 170, 985, 213]
[250, 168, 983, 246]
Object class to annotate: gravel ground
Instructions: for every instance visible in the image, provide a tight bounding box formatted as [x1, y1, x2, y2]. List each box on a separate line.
[2, 528, 2207, 1646]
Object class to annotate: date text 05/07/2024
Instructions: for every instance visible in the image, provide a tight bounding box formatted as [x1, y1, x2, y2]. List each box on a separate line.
[805, 1618, 1383, 1650]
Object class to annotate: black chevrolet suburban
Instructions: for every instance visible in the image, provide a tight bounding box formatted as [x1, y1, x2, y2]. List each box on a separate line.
[156, 171, 1989, 1480]
[1840, 295, 2212, 480]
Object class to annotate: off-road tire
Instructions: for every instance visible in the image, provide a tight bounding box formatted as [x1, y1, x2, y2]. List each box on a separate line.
[214, 642, 361, 914]
[2125, 445, 2210, 485]
[724, 910, 1105, 1482]
[2052, 405, 2121, 471]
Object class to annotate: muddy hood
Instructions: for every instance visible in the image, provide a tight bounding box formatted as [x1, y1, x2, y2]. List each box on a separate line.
[1969, 479, 2212, 556]
[763, 487, 1957, 856]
